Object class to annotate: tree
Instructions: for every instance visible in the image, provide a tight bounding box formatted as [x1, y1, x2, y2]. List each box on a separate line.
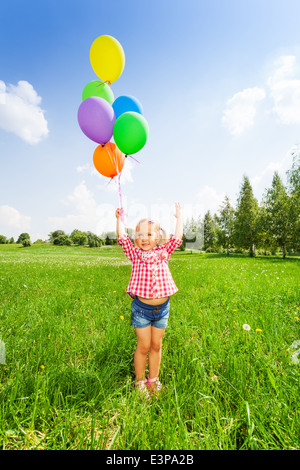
[49, 230, 66, 243]
[17, 233, 30, 244]
[0, 235, 7, 244]
[286, 146, 300, 251]
[86, 231, 102, 247]
[70, 229, 88, 246]
[233, 175, 259, 257]
[102, 232, 117, 245]
[53, 235, 72, 246]
[105, 235, 113, 245]
[256, 204, 274, 255]
[203, 211, 218, 251]
[216, 195, 235, 254]
[263, 172, 292, 258]
[287, 145, 300, 195]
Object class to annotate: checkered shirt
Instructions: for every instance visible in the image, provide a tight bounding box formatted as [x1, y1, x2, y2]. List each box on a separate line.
[118, 234, 182, 299]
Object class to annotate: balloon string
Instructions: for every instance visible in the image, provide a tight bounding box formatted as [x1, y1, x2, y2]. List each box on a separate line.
[105, 143, 126, 223]
[106, 143, 123, 181]
[96, 80, 111, 87]
[118, 171, 125, 223]
[106, 142, 118, 174]
[126, 154, 141, 164]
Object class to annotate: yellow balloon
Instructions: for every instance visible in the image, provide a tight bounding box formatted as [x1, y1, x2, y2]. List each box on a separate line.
[90, 35, 125, 84]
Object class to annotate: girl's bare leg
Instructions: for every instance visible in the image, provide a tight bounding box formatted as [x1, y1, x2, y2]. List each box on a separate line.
[134, 326, 151, 380]
[148, 326, 165, 387]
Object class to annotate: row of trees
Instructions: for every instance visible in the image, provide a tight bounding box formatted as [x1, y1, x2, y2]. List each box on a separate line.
[184, 149, 300, 258]
[0, 233, 32, 246]
[0, 229, 114, 247]
[0, 229, 119, 247]
[48, 229, 112, 247]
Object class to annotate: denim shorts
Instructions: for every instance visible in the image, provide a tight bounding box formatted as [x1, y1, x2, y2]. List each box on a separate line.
[131, 296, 170, 329]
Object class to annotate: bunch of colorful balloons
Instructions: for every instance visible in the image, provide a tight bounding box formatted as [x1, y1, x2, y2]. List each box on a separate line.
[77, 35, 149, 180]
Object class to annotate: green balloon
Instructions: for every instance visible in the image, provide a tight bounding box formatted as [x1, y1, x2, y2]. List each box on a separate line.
[82, 80, 114, 105]
[113, 111, 149, 155]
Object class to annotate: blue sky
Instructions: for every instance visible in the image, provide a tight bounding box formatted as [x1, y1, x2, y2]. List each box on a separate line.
[1, 0, 300, 240]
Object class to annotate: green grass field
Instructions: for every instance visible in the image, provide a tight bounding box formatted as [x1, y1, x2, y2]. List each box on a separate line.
[0, 243, 299, 450]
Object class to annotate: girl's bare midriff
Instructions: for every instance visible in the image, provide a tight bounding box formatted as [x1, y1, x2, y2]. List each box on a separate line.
[137, 296, 169, 306]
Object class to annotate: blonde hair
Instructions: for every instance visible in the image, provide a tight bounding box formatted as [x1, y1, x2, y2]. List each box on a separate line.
[135, 218, 160, 234]
[134, 218, 169, 246]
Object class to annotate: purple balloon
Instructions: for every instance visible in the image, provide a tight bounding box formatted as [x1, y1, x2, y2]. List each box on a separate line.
[77, 96, 116, 144]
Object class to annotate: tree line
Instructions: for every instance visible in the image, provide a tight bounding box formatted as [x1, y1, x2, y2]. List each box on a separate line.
[0, 230, 115, 248]
[184, 149, 299, 258]
[1, 148, 299, 258]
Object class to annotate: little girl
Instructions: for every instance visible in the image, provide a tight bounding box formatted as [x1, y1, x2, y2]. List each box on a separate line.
[116, 203, 183, 395]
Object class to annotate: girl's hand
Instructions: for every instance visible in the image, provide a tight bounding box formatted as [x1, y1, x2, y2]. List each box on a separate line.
[115, 208, 124, 219]
[174, 203, 183, 239]
[116, 208, 125, 237]
[174, 202, 181, 218]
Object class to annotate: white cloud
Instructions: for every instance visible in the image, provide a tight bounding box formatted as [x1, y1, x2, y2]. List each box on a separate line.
[222, 87, 266, 136]
[30, 232, 49, 243]
[267, 55, 300, 125]
[0, 81, 6, 104]
[48, 180, 117, 235]
[76, 163, 91, 173]
[222, 55, 300, 136]
[120, 158, 134, 184]
[77, 158, 134, 192]
[67, 180, 98, 216]
[196, 185, 226, 215]
[0, 80, 49, 144]
[0, 205, 31, 233]
[251, 161, 282, 188]
[49, 154, 135, 236]
[251, 145, 294, 190]
[48, 181, 98, 232]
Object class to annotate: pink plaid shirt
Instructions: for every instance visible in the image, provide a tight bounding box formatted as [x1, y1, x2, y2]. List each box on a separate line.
[118, 234, 182, 299]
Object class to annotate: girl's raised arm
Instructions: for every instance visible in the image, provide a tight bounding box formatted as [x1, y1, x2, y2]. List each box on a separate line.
[115, 208, 125, 238]
[116, 208, 136, 261]
[174, 202, 183, 239]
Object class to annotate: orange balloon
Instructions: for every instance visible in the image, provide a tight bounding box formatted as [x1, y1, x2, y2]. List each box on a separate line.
[93, 142, 125, 178]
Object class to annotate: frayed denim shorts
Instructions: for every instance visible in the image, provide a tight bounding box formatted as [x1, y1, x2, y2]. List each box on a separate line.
[131, 296, 170, 329]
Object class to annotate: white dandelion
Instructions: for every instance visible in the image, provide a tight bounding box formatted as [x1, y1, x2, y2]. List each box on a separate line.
[243, 324, 251, 331]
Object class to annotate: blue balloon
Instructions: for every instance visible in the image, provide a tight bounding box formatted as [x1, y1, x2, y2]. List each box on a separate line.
[112, 95, 143, 120]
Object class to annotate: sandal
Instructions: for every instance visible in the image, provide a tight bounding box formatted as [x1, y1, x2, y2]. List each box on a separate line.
[147, 376, 162, 394]
[135, 378, 148, 396]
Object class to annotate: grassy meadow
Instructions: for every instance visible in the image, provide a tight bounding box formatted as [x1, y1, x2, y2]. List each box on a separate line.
[0, 243, 299, 450]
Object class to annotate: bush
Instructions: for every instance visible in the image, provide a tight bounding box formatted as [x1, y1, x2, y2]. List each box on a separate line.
[53, 235, 72, 246]
[88, 239, 102, 248]
[70, 230, 88, 246]
[22, 239, 32, 247]
[0, 235, 7, 244]
[17, 233, 30, 244]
